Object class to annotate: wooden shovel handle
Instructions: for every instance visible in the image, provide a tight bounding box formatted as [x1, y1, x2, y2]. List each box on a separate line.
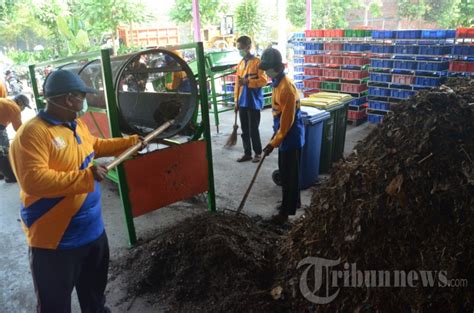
[106, 120, 174, 171]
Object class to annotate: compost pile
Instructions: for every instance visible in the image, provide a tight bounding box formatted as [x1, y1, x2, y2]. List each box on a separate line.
[124, 213, 287, 313]
[281, 78, 474, 312]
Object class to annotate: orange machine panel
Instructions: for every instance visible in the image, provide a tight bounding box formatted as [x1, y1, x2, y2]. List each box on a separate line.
[80, 112, 111, 139]
[123, 141, 209, 217]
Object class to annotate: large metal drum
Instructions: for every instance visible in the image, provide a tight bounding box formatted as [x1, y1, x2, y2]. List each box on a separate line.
[47, 49, 198, 139]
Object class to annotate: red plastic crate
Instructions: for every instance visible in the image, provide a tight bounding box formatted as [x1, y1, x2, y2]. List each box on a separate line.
[341, 83, 367, 93]
[303, 67, 323, 76]
[348, 109, 367, 120]
[323, 55, 343, 65]
[304, 89, 320, 97]
[322, 69, 341, 78]
[392, 74, 415, 84]
[303, 78, 322, 89]
[305, 29, 324, 37]
[323, 42, 343, 51]
[343, 56, 370, 66]
[341, 70, 369, 80]
[323, 29, 344, 37]
[456, 28, 474, 38]
[449, 61, 474, 72]
[304, 55, 323, 64]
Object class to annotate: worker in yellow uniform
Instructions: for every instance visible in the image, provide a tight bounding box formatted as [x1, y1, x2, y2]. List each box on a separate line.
[260, 48, 305, 225]
[234, 36, 268, 163]
[0, 79, 7, 97]
[0, 94, 30, 182]
[9, 69, 144, 313]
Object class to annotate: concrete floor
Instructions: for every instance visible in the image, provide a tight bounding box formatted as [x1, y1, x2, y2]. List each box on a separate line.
[0, 104, 373, 313]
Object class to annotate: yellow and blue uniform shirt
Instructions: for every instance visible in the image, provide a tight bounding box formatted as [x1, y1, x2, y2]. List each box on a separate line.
[0, 80, 7, 98]
[0, 98, 22, 130]
[270, 73, 305, 151]
[234, 55, 268, 110]
[9, 111, 139, 250]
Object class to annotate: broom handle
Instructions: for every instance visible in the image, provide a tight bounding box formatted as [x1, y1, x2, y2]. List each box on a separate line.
[105, 120, 174, 171]
[234, 110, 238, 126]
[236, 154, 267, 214]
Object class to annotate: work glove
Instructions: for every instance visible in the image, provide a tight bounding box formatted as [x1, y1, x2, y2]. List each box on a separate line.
[263, 144, 274, 156]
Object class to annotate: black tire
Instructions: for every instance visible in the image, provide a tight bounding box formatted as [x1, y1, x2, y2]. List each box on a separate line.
[272, 169, 282, 186]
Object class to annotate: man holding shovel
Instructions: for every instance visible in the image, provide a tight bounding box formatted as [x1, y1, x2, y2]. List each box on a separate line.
[9, 69, 145, 313]
[260, 48, 305, 225]
[233, 36, 268, 163]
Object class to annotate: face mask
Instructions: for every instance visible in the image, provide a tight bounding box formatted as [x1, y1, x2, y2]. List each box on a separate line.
[48, 95, 88, 118]
[266, 69, 279, 78]
[239, 49, 247, 58]
[76, 98, 88, 117]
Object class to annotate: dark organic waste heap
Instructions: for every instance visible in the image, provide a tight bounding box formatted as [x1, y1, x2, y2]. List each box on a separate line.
[281, 78, 474, 312]
[122, 79, 474, 313]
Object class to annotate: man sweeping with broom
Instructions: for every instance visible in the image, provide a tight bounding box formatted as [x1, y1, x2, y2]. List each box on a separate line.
[227, 36, 268, 163]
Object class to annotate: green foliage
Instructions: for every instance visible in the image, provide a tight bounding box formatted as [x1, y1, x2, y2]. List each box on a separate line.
[397, 0, 427, 20]
[287, 0, 355, 29]
[56, 15, 91, 54]
[7, 47, 58, 65]
[70, 0, 150, 40]
[235, 0, 263, 43]
[0, 0, 15, 20]
[170, 0, 228, 25]
[423, 0, 473, 28]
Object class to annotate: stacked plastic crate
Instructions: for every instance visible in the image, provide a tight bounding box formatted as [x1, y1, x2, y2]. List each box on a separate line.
[291, 32, 306, 90]
[302, 29, 371, 125]
[449, 28, 474, 77]
[368, 30, 453, 123]
[341, 29, 371, 125]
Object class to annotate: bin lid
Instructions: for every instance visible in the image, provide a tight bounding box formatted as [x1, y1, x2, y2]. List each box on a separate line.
[310, 92, 352, 102]
[301, 98, 340, 109]
[301, 106, 331, 125]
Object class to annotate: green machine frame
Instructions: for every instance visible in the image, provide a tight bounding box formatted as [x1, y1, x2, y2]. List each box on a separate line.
[28, 43, 216, 246]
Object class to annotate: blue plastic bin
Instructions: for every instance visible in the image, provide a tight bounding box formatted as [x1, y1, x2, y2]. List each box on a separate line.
[369, 87, 391, 97]
[394, 45, 419, 54]
[393, 60, 417, 70]
[415, 77, 440, 87]
[370, 73, 392, 82]
[372, 30, 395, 39]
[300, 107, 331, 189]
[418, 45, 452, 55]
[367, 113, 384, 123]
[396, 30, 422, 39]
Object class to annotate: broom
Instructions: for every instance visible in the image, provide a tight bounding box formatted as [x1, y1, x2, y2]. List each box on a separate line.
[225, 111, 238, 148]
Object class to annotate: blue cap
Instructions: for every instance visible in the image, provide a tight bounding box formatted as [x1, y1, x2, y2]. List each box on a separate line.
[44, 69, 98, 97]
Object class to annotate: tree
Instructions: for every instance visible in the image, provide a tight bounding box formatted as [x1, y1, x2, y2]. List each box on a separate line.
[287, 0, 356, 29]
[359, 0, 382, 26]
[0, 1, 49, 50]
[423, 0, 473, 28]
[170, 0, 228, 26]
[397, 0, 427, 26]
[32, 0, 65, 55]
[70, 0, 150, 51]
[235, 0, 264, 43]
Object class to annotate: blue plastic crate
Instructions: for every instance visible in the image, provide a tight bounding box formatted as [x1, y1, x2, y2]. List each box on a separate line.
[224, 85, 234, 92]
[393, 60, 417, 70]
[294, 66, 304, 73]
[415, 77, 440, 87]
[421, 30, 447, 39]
[367, 113, 384, 123]
[417, 61, 449, 71]
[295, 81, 304, 89]
[370, 73, 392, 82]
[372, 30, 395, 39]
[446, 30, 456, 38]
[371, 59, 394, 68]
[391, 89, 416, 99]
[452, 45, 474, 56]
[369, 101, 390, 111]
[396, 30, 422, 39]
[369, 87, 391, 97]
[394, 45, 419, 55]
[294, 74, 305, 81]
[351, 97, 367, 106]
[418, 45, 452, 55]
